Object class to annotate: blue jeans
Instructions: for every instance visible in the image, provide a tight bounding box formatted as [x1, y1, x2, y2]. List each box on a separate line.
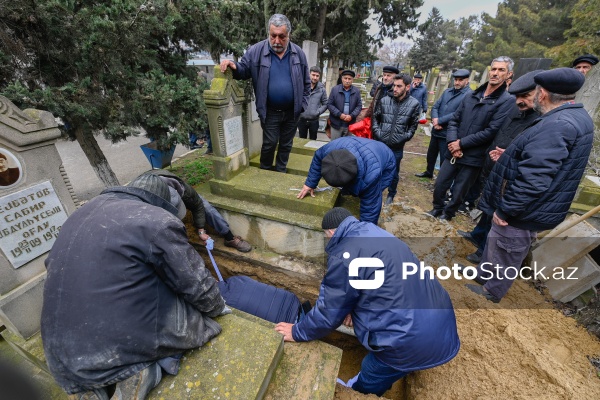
[202, 197, 230, 236]
[351, 353, 408, 396]
[260, 109, 298, 172]
[387, 148, 404, 198]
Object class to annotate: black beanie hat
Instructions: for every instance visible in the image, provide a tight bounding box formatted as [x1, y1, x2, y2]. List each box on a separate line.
[322, 207, 353, 229]
[321, 149, 358, 187]
[128, 173, 170, 202]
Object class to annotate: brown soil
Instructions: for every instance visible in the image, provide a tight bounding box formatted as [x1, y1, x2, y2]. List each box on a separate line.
[188, 130, 600, 399]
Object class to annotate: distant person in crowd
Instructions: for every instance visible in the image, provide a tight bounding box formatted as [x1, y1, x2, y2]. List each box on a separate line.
[327, 70, 363, 140]
[148, 169, 251, 252]
[415, 69, 471, 179]
[220, 14, 310, 173]
[275, 207, 460, 397]
[0, 152, 20, 186]
[297, 66, 328, 140]
[296, 136, 396, 224]
[368, 65, 399, 114]
[428, 56, 514, 221]
[464, 68, 593, 303]
[456, 70, 543, 264]
[337, 67, 344, 85]
[372, 73, 421, 206]
[409, 72, 428, 114]
[42, 173, 228, 400]
[572, 54, 598, 76]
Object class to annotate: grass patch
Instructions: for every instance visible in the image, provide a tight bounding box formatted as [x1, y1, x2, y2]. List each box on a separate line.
[168, 154, 213, 186]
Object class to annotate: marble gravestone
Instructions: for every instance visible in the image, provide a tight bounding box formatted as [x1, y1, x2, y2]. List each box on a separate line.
[0, 96, 78, 339]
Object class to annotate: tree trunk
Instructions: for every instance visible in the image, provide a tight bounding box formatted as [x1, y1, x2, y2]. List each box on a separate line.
[263, 0, 271, 32]
[315, 4, 328, 67]
[74, 126, 120, 187]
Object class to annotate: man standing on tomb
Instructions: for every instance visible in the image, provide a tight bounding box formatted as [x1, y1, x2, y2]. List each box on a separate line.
[275, 207, 460, 396]
[466, 68, 593, 303]
[220, 14, 310, 173]
[42, 173, 228, 400]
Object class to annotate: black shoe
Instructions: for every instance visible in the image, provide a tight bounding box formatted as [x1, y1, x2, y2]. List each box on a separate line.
[466, 284, 501, 303]
[415, 171, 433, 178]
[385, 196, 394, 206]
[439, 213, 453, 221]
[466, 252, 482, 264]
[427, 209, 443, 217]
[457, 230, 478, 247]
[456, 263, 487, 285]
[112, 363, 162, 400]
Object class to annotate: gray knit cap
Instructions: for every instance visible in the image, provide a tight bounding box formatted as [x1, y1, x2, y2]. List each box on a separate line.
[322, 207, 353, 230]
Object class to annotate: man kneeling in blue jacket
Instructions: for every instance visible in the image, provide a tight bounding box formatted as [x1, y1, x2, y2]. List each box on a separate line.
[275, 208, 460, 396]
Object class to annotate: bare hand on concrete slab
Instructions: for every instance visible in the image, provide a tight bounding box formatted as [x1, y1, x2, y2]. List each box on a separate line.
[274, 322, 296, 342]
[297, 185, 315, 199]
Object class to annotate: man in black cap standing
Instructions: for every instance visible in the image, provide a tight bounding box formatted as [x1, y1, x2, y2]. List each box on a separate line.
[296, 136, 396, 224]
[410, 72, 428, 114]
[457, 70, 543, 264]
[415, 69, 472, 179]
[465, 68, 594, 303]
[327, 69, 363, 140]
[572, 54, 598, 76]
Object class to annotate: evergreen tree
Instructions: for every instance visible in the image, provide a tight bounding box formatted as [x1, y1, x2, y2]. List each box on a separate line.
[408, 7, 445, 71]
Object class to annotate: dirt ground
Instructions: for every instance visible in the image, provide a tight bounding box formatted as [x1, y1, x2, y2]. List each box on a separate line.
[191, 129, 600, 399]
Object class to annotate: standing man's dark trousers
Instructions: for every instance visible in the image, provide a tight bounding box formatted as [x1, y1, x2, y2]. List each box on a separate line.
[261, 109, 299, 172]
[297, 118, 319, 140]
[432, 161, 480, 218]
[424, 137, 449, 176]
[387, 148, 403, 198]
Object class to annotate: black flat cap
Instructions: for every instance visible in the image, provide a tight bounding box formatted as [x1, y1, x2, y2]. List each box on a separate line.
[321, 149, 358, 187]
[452, 69, 470, 78]
[414, 72, 423, 78]
[534, 68, 585, 95]
[341, 69, 355, 78]
[382, 65, 400, 74]
[572, 54, 599, 67]
[322, 207, 353, 230]
[508, 69, 544, 95]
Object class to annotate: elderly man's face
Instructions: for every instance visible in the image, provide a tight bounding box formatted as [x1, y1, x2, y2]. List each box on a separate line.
[489, 61, 511, 87]
[574, 62, 593, 76]
[0, 157, 7, 172]
[382, 72, 395, 85]
[515, 90, 536, 111]
[453, 77, 469, 90]
[412, 77, 422, 86]
[269, 25, 289, 54]
[342, 75, 354, 89]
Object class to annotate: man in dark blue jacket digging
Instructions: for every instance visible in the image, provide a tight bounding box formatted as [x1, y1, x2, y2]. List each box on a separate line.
[275, 207, 460, 396]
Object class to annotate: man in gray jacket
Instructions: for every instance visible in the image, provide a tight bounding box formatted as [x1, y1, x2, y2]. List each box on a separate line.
[297, 66, 328, 140]
[372, 73, 421, 205]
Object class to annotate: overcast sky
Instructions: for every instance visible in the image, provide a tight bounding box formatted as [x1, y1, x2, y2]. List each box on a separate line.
[418, 0, 500, 22]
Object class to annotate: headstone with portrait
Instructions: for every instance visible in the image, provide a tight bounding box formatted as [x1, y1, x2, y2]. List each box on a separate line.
[0, 96, 78, 339]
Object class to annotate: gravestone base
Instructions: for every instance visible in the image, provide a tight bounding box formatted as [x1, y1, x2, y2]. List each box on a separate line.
[210, 147, 249, 181]
[0, 273, 45, 340]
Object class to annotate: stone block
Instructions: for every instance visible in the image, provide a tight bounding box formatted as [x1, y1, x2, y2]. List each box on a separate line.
[571, 175, 600, 215]
[148, 312, 283, 400]
[544, 255, 600, 303]
[208, 167, 338, 215]
[532, 214, 600, 272]
[231, 310, 343, 400]
[0, 274, 45, 339]
[210, 148, 249, 181]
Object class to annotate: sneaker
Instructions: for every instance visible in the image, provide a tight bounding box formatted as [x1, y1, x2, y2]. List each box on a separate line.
[457, 230, 478, 247]
[426, 209, 443, 217]
[385, 195, 394, 206]
[414, 171, 433, 178]
[466, 284, 501, 303]
[225, 236, 252, 252]
[68, 389, 109, 400]
[112, 364, 162, 400]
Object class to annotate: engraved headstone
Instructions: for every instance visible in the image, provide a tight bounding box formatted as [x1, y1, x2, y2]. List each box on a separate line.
[223, 116, 244, 156]
[0, 95, 78, 338]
